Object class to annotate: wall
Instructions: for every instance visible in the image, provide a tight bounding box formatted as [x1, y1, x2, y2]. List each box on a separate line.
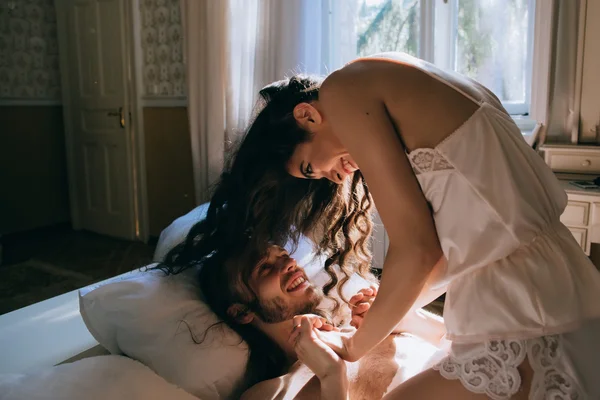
[0, 0, 61, 100]
[0, 0, 194, 238]
[0, 106, 70, 234]
[143, 107, 195, 237]
[138, 0, 194, 237]
[138, 0, 185, 98]
[0, 1, 70, 234]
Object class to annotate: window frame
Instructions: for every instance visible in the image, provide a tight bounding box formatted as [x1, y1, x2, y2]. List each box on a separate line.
[426, 0, 536, 116]
[349, 0, 536, 117]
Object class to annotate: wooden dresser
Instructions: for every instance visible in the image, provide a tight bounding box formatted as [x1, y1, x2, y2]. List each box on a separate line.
[541, 145, 600, 255]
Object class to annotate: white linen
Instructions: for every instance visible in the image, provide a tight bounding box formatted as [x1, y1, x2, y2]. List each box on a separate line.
[0, 271, 138, 374]
[0, 288, 96, 374]
[0, 355, 198, 400]
[152, 202, 210, 262]
[79, 268, 249, 400]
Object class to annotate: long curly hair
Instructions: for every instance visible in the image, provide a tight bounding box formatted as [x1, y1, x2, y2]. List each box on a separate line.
[158, 75, 374, 305]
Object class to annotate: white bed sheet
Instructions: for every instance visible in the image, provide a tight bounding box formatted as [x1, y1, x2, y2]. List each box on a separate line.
[0, 271, 135, 374]
[0, 355, 198, 400]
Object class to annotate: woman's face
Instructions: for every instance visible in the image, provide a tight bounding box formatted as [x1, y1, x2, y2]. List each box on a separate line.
[286, 102, 359, 184]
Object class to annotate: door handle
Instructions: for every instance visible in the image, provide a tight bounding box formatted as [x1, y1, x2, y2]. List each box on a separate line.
[107, 107, 125, 128]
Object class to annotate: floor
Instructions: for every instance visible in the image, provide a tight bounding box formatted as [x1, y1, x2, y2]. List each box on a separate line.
[0, 225, 155, 315]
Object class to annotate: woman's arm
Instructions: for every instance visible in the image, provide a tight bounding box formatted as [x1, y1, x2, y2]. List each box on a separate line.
[350, 285, 446, 348]
[319, 62, 444, 361]
[407, 256, 447, 312]
[394, 308, 446, 347]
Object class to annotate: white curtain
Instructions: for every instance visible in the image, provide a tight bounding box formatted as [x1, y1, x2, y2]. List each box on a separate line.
[181, 0, 228, 204]
[182, 0, 357, 204]
[546, 0, 582, 143]
[532, 0, 584, 145]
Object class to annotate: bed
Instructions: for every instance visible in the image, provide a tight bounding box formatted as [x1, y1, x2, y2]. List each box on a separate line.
[0, 204, 211, 374]
[0, 203, 443, 399]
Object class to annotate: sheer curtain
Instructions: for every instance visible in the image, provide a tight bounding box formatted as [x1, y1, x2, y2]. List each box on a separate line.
[182, 0, 357, 204]
[545, 0, 584, 143]
[181, 0, 228, 204]
[531, 0, 585, 145]
[235, 0, 358, 127]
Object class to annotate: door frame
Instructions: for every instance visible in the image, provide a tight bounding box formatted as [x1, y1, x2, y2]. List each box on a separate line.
[55, 0, 149, 242]
[126, 0, 149, 242]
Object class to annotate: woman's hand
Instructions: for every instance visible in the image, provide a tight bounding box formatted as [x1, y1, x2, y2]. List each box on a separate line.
[349, 286, 378, 329]
[288, 315, 346, 380]
[290, 313, 338, 333]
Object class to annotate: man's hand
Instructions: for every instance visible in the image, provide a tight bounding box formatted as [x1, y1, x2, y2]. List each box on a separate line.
[289, 315, 346, 380]
[349, 286, 378, 329]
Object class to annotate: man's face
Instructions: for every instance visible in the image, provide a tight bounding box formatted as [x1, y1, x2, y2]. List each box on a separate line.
[248, 246, 323, 323]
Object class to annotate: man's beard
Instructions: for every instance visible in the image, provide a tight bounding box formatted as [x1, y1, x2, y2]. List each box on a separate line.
[253, 287, 324, 323]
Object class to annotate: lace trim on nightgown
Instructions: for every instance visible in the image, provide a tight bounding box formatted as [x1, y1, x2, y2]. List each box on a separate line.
[528, 336, 583, 400]
[433, 336, 582, 399]
[407, 148, 454, 175]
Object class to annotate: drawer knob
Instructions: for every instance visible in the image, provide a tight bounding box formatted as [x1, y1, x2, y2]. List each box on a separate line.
[582, 159, 591, 167]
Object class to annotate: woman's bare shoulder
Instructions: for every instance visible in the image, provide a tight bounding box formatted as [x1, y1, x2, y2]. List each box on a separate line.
[323, 52, 484, 106]
[321, 54, 414, 94]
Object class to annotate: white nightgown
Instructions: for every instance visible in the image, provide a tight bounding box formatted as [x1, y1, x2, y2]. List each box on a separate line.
[374, 52, 600, 399]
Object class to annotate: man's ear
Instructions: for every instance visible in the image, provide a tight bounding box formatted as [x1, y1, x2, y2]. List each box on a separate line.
[293, 102, 323, 127]
[227, 303, 254, 324]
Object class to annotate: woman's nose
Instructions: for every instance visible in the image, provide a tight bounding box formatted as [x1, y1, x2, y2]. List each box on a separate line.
[327, 170, 344, 184]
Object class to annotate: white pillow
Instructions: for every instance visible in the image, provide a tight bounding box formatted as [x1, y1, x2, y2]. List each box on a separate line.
[79, 267, 249, 399]
[153, 203, 210, 263]
[80, 204, 373, 399]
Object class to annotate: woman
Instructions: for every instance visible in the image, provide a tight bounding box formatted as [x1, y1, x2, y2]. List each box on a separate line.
[168, 52, 600, 398]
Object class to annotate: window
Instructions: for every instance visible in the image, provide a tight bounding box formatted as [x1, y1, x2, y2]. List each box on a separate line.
[349, 0, 535, 116]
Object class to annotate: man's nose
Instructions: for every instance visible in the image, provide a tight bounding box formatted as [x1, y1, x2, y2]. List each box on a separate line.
[277, 254, 297, 272]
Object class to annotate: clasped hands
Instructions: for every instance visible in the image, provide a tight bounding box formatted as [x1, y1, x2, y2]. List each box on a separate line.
[288, 287, 377, 379]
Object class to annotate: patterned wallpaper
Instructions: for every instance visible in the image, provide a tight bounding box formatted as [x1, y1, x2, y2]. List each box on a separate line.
[0, 0, 185, 103]
[139, 0, 185, 98]
[0, 0, 61, 102]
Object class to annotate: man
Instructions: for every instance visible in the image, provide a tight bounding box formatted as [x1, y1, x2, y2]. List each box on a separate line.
[199, 245, 447, 399]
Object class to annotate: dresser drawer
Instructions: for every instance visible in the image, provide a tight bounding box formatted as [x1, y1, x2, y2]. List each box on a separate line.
[545, 153, 600, 174]
[568, 227, 589, 254]
[560, 201, 590, 226]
